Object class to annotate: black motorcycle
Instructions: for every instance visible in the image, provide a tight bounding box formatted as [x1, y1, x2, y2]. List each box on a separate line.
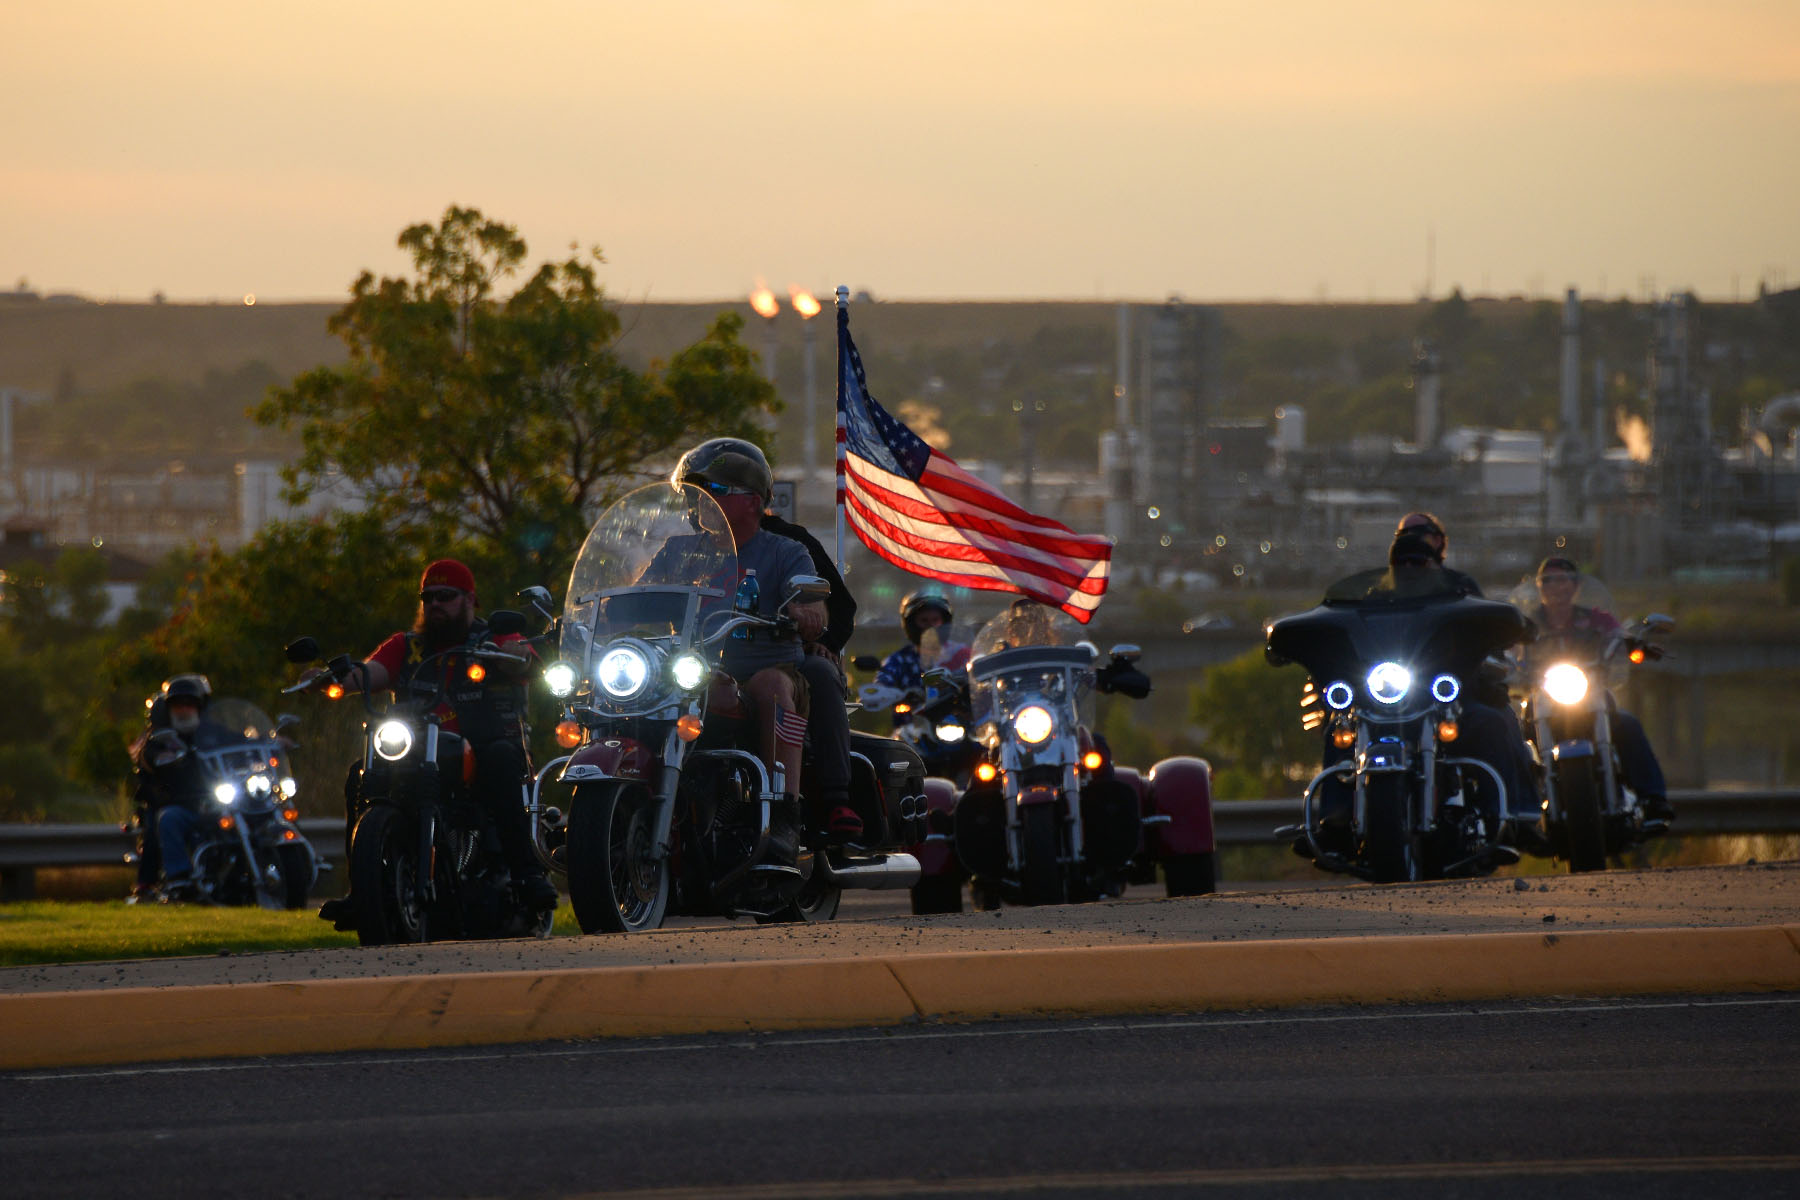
[1265, 567, 1531, 883]
[284, 613, 555, 945]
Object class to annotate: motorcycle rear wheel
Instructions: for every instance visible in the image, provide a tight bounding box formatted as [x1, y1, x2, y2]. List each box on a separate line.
[1361, 775, 1419, 884]
[1018, 804, 1066, 906]
[349, 805, 427, 946]
[1556, 764, 1608, 874]
[567, 782, 669, 934]
[1162, 852, 1216, 897]
[910, 871, 964, 914]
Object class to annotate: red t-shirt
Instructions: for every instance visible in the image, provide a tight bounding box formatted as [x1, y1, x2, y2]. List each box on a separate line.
[367, 630, 532, 733]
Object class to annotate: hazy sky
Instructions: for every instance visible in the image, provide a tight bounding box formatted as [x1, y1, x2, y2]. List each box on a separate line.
[6, 0, 1797, 304]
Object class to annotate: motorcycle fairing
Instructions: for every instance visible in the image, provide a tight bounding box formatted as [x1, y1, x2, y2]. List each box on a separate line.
[1142, 756, 1216, 857]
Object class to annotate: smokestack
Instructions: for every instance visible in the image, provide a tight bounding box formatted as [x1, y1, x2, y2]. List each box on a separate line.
[1560, 287, 1581, 434]
[1412, 340, 1441, 449]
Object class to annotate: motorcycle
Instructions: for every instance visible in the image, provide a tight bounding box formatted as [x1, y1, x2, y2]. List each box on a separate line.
[539, 482, 925, 934]
[130, 700, 319, 908]
[283, 613, 556, 945]
[1265, 566, 1532, 883]
[1507, 573, 1674, 872]
[928, 599, 1216, 910]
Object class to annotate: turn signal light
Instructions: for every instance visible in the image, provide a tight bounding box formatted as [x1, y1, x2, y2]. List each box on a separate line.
[282, 829, 297, 841]
[218, 816, 235, 831]
[466, 663, 487, 683]
[281, 807, 300, 822]
[1332, 728, 1356, 749]
[895, 703, 912, 714]
[975, 761, 998, 783]
[1629, 647, 1646, 664]
[1438, 720, 1460, 743]
[1082, 750, 1104, 771]
[554, 720, 583, 749]
[325, 682, 345, 700]
[677, 713, 704, 742]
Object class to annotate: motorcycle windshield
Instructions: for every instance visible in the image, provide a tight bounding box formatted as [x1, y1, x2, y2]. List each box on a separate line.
[966, 600, 1097, 735]
[560, 482, 736, 667]
[196, 699, 283, 809]
[1508, 571, 1623, 680]
[208, 698, 277, 742]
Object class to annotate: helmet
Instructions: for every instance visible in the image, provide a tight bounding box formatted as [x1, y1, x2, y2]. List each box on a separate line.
[900, 590, 953, 644]
[673, 438, 773, 505]
[162, 674, 212, 708]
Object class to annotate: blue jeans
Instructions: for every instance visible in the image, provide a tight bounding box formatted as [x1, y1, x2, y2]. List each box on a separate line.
[155, 806, 203, 880]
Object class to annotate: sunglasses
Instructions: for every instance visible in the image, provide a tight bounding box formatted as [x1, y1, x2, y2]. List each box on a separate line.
[698, 480, 756, 498]
[420, 588, 464, 604]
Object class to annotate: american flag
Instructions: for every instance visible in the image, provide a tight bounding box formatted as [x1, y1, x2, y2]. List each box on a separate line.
[835, 303, 1112, 623]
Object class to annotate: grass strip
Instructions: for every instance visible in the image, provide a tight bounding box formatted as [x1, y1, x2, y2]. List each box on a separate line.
[0, 901, 585, 968]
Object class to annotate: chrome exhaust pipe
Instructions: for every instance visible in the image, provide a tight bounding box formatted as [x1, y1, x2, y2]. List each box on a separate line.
[819, 851, 922, 890]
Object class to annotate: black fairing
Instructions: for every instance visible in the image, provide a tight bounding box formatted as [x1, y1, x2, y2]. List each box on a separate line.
[1266, 568, 1529, 691]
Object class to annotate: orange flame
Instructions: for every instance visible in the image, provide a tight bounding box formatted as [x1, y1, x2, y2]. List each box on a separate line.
[750, 283, 779, 320]
[789, 286, 821, 319]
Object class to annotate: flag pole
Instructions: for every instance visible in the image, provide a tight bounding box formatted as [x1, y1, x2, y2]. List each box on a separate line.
[834, 284, 849, 574]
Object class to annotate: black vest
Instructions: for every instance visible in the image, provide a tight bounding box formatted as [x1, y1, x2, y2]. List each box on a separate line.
[396, 619, 526, 745]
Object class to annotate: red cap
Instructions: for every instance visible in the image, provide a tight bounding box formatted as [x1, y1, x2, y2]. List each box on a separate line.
[420, 559, 476, 597]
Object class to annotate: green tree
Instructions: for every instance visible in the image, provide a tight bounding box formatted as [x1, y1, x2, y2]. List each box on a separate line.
[1189, 648, 1311, 797]
[256, 205, 780, 578]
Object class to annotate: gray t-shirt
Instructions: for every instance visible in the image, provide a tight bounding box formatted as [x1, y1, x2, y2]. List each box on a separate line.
[719, 529, 814, 678]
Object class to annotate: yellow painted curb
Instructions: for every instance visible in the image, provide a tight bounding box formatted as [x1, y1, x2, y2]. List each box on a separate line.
[2, 925, 1796, 1071]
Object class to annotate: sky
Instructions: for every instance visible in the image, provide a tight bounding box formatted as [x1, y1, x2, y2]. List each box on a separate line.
[5, 0, 1798, 305]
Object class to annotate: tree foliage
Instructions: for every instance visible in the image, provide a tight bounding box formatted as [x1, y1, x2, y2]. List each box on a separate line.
[256, 205, 779, 577]
[1188, 648, 1312, 798]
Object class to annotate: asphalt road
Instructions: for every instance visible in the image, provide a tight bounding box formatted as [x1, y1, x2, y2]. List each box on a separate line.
[7, 993, 1797, 1199]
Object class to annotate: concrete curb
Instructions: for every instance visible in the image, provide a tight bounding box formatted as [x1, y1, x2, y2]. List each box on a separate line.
[4, 924, 1797, 1070]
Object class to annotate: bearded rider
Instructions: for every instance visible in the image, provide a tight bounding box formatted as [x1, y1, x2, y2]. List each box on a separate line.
[313, 559, 558, 928]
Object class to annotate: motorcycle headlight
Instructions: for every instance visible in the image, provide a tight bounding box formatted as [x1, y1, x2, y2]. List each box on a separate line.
[543, 661, 578, 698]
[245, 774, 272, 795]
[671, 652, 707, 692]
[597, 645, 651, 700]
[278, 776, 298, 798]
[1012, 705, 1055, 745]
[1430, 674, 1461, 704]
[1366, 662, 1412, 706]
[213, 782, 238, 806]
[1323, 680, 1354, 711]
[1543, 662, 1590, 706]
[373, 719, 415, 761]
[935, 720, 967, 743]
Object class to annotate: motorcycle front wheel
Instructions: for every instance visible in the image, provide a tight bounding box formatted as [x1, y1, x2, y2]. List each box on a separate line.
[1556, 763, 1608, 873]
[276, 842, 314, 910]
[1361, 774, 1419, 884]
[349, 805, 427, 945]
[1018, 803, 1066, 906]
[567, 782, 669, 934]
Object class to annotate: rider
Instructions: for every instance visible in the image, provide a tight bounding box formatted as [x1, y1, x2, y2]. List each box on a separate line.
[876, 590, 960, 696]
[132, 674, 234, 901]
[1523, 555, 1674, 826]
[1394, 512, 1483, 598]
[671, 439, 859, 845]
[314, 559, 558, 928]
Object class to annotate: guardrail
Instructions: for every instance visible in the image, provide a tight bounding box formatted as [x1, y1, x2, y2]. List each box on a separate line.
[2, 790, 1794, 900]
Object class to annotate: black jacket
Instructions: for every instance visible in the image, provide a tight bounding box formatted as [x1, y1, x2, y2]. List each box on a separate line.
[760, 513, 855, 653]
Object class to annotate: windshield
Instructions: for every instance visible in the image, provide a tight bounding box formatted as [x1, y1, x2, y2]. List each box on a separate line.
[559, 483, 736, 667]
[966, 600, 1097, 733]
[206, 698, 277, 742]
[1508, 570, 1620, 669]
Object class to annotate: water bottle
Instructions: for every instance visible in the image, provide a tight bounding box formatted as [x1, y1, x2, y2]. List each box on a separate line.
[732, 569, 760, 639]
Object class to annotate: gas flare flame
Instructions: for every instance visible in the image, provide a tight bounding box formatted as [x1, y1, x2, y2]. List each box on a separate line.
[789, 286, 821, 319]
[749, 283, 779, 320]
[1615, 408, 1653, 463]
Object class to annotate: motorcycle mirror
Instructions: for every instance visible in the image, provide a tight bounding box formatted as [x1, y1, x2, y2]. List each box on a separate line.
[850, 655, 881, 673]
[284, 637, 320, 664]
[517, 585, 555, 619]
[1643, 613, 1676, 635]
[921, 666, 955, 686]
[784, 574, 833, 604]
[275, 713, 301, 731]
[486, 609, 527, 637]
[1107, 643, 1141, 663]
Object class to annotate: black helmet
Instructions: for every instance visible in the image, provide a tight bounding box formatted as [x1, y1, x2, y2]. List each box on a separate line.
[162, 674, 212, 707]
[673, 438, 773, 505]
[900, 590, 953, 644]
